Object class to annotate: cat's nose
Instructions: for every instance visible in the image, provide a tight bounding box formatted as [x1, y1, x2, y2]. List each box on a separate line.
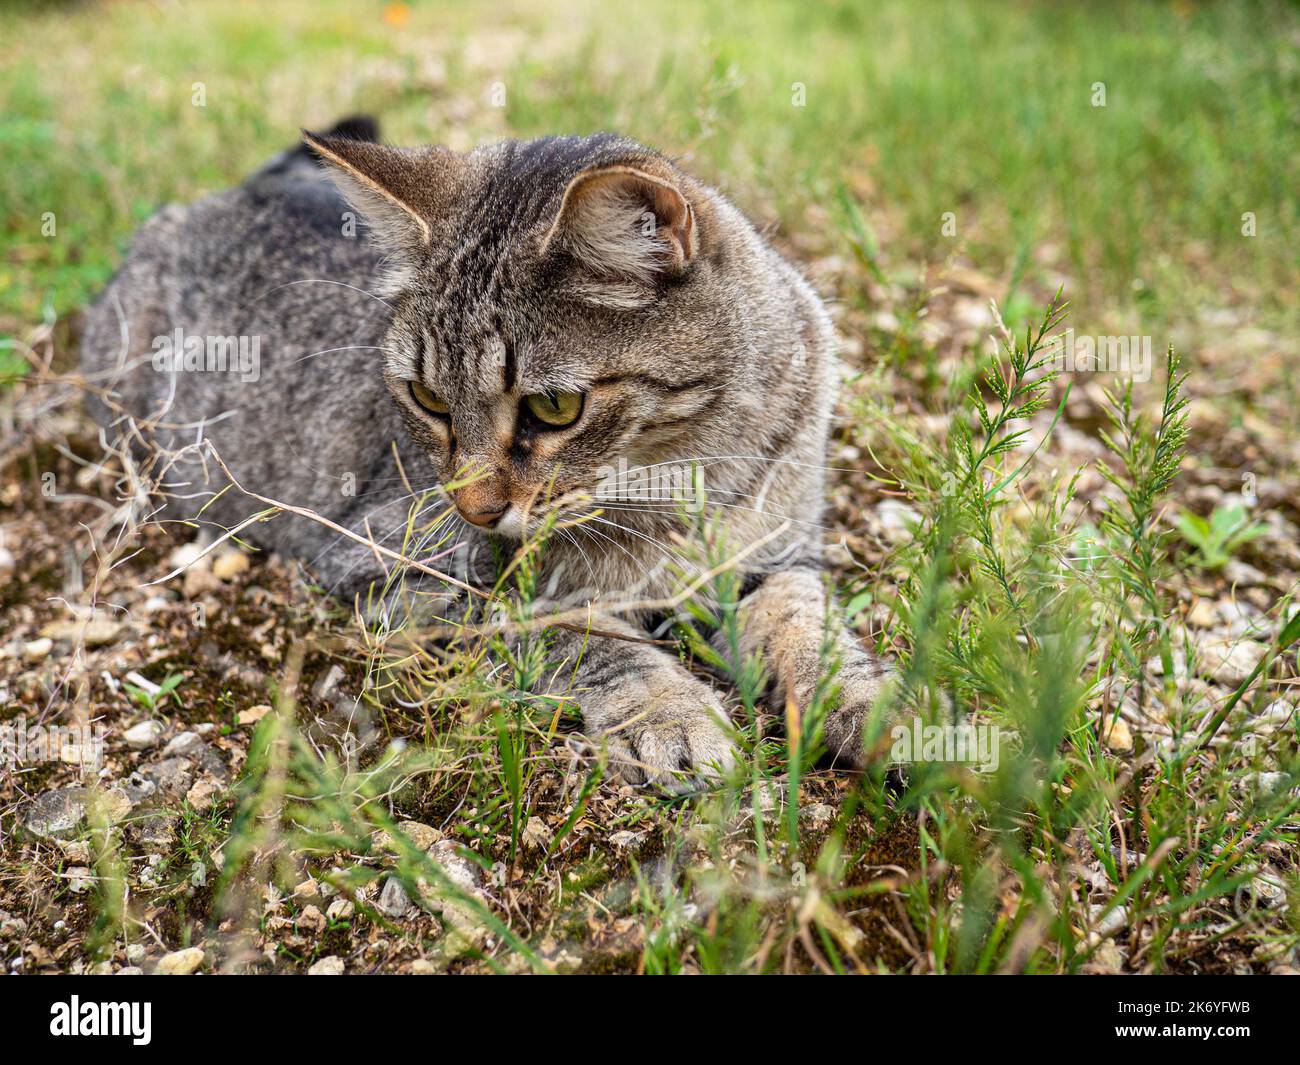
[458, 504, 507, 529]
[453, 472, 510, 528]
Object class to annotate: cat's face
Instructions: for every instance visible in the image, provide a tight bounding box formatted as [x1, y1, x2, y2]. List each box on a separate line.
[306, 132, 740, 540]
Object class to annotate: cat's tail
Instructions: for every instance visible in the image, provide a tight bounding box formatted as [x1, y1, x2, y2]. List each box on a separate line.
[250, 114, 381, 184]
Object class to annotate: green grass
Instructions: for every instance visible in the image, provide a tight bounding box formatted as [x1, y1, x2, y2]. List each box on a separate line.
[1, 0, 1296, 334]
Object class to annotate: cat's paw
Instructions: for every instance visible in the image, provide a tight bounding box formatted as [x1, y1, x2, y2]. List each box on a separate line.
[590, 673, 738, 793]
[821, 656, 899, 768]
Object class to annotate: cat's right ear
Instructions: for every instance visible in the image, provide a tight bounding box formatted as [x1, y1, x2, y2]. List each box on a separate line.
[302, 131, 459, 250]
[540, 163, 697, 285]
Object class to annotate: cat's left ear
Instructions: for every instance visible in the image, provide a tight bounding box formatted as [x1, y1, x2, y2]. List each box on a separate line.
[541, 164, 697, 283]
[302, 130, 459, 251]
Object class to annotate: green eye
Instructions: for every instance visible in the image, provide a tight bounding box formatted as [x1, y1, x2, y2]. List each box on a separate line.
[409, 380, 449, 416]
[524, 391, 584, 428]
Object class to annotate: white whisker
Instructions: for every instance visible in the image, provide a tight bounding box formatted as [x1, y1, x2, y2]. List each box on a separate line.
[578, 513, 700, 575]
[293, 344, 399, 364]
[255, 278, 394, 309]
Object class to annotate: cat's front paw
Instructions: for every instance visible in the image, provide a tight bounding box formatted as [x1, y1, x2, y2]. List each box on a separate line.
[821, 655, 899, 768]
[588, 671, 738, 793]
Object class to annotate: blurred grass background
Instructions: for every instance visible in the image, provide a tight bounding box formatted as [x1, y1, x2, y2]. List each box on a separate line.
[1, 0, 1296, 346]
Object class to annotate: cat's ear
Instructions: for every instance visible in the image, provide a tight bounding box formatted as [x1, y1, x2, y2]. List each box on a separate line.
[541, 164, 697, 284]
[302, 131, 458, 250]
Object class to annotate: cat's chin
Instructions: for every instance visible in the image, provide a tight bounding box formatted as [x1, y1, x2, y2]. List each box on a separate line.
[492, 505, 527, 541]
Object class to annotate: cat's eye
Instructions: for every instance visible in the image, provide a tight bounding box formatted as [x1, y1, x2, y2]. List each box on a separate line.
[409, 380, 449, 416]
[524, 391, 584, 428]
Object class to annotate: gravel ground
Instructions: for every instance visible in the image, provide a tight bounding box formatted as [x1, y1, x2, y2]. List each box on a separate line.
[1, 244, 1296, 975]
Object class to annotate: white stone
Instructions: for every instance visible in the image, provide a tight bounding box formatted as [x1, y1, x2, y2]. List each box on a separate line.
[377, 877, 415, 918]
[123, 720, 162, 750]
[167, 540, 211, 572]
[1198, 638, 1267, 687]
[22, 637, 53, 660]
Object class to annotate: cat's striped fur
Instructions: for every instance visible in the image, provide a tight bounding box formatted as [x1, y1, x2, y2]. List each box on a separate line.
[81, 118, 894, 789]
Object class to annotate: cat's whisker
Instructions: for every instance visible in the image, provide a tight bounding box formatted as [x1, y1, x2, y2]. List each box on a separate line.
[566, 517, 642, 570]
[554, 527, 600, 587]
[586, 498, 831, 532]
[293, 344, 400, 364]
[578, 513, 701, 574]
[255, 278, 394, 309]
[614, 454, 868, 477]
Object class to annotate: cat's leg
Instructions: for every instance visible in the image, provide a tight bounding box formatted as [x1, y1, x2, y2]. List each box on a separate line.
[723, 568, 896, 766]
[544, 616, 738, 792]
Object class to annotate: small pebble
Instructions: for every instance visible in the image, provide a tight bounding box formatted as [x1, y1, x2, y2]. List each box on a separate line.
[167, 541, 210, 572]
[155, 947, 204, 975]
[521, 816, 551, 852]
[212, 550, 251, 581]
[377, 876, 415, 918]
[326, 899, 355, 921]
[24, 787, 88, 839]
[799, 803, 837, 829]
[1101, 716, 1133, 753]
[1199, 638, 1268, 687]
[1255, 700, 1296, 734]
[22, 637, 53, 660]
[1249, 772, 1289, 798]
[238, 704, 272, 726]
[123, 720, 162, 750]
[139, 595, 172, 615]
[161, 731, 203, 758]
[377, 820, 440, 852]
[67, 867, 94, 894]
[40, 618, 121, 647]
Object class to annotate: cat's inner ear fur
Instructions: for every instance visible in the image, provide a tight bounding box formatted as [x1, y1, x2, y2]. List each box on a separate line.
[543, 164, 697, 286]
[302, 130, 457, 251]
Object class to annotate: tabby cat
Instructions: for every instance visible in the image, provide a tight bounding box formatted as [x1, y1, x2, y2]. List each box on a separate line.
[81, 117, 894, 790]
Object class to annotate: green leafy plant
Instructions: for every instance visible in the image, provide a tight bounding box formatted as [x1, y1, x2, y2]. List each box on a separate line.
[1174, 501, 1269, 571]
[1096, 347, 1190, 698]
[123, 672, 184, 712]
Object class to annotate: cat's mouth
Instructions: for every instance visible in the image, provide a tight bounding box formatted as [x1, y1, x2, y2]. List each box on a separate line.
[450, 478, 588, 540]
[480, 486, 603, 543]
